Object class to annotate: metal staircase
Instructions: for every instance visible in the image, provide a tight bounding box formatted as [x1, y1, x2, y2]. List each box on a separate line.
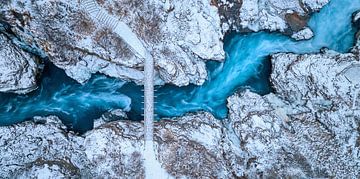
[80, 0, 119, 30]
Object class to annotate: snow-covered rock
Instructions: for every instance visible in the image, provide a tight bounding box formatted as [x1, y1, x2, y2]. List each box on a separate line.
[0, 113, 227, 178]
[1, 0, 225, 87]
[217, 0, 329, 36]
[225, 88, 360, 178]
[0, 115, 145, 178]
[155, 112, 228, 178]
[291, 27, 314, 40]
[93, 108, 128, 128]
[0, 34, 40, 94]
[301, 0, 330, 11]
[0, 116, 84, 177]
[14, 164, 78, 178]
[221, 37, 360, 177]
[271, 50, 360, 109]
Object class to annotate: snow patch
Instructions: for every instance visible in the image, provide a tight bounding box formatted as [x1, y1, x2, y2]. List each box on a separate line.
[144, 141, 173, 179]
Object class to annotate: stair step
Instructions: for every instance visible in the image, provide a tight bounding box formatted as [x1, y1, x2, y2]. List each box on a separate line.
[110, 19, 119, 29]
[88, 8, 99, 14]
[97, 12, 105, 21]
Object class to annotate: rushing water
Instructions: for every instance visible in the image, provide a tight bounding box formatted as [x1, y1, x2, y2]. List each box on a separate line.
[0, 0, 360, 132]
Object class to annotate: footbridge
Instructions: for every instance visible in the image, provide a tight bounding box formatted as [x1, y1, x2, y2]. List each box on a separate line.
[80, 0, 154, 144]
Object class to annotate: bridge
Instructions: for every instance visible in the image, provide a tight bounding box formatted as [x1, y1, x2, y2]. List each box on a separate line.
[79, 0, 164, 177]
[80, 0, 156, 160]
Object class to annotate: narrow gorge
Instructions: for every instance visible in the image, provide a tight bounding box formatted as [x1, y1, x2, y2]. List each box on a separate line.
[0, 0, 359, 178]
